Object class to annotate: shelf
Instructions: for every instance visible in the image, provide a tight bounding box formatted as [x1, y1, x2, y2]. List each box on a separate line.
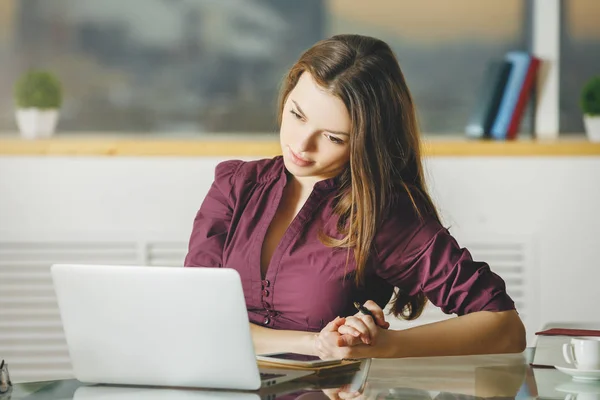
[1, 134, 599, 157]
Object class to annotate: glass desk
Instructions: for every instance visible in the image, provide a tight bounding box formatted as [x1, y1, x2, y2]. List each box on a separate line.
[5, 353, 598, 400]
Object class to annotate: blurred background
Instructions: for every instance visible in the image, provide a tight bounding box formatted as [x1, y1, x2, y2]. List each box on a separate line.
[0, 0, 598, 135]
[1, 0, 600, 385]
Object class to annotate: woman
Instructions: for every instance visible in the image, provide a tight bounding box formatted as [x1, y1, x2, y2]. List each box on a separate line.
[184, 34, 526, 359]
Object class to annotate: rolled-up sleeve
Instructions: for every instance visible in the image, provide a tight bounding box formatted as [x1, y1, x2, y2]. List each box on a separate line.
[184, 160, 243, 268]
[374, 215, 516, 316]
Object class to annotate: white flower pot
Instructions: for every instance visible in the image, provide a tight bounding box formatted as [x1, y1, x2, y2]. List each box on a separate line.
[583, 115, 600, 142]
[15, 108, 59, 139]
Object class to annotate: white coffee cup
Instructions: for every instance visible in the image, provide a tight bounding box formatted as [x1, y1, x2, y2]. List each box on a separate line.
[562, 337, 600, 370]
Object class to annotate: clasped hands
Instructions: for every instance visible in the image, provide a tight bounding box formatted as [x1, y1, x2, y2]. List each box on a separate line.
[314, 300, 392, 360]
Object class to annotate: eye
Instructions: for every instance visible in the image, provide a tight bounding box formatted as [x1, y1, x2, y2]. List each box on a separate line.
[290, 109, 303, 120]
[326, 134, 345, 145]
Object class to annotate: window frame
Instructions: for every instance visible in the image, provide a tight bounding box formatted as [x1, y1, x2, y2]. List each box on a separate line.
[532, 0, 561, 138]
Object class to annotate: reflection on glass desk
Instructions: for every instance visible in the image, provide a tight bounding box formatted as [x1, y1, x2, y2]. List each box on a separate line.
[7, 353, 600, 400]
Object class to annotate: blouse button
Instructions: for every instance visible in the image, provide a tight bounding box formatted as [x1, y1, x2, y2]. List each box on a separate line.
[263, 280, 270, 287]
[263, 317, 270, 325]
[262, 289, 270, 297]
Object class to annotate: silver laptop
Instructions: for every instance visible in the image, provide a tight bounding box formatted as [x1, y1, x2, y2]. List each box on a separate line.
[73, 385, 263, 399]
[51, 264, 313, 390]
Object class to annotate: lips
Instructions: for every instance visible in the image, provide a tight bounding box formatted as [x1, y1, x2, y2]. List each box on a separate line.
[288, 146, 314, 167]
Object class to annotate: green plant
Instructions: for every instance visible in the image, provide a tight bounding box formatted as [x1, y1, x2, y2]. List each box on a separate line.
[14, 70, 62, 109]
[581, 75, 600, 116]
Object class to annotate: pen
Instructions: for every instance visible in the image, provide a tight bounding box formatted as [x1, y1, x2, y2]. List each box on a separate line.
[353, 301, 374, 318]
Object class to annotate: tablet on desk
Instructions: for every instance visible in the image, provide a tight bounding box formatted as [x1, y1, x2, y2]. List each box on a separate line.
[256, 352, 343, 368]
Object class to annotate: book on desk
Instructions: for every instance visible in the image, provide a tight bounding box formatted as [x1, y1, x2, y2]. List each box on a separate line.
[531, 328, 600, 369]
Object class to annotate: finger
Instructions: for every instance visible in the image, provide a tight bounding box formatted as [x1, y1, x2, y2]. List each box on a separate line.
[337, 324, 361, 337]
[324, 316, 346, 332]
[357, 313, 379, 342]
[354, 310, 388, 330]
[337, 333, 363, 347]
[363, 300, 390, 329]
[322, 329, 357, 348]
[343, 316, 372, 344]
[352, 313, 383, 344]
[344, 316, 370, 340]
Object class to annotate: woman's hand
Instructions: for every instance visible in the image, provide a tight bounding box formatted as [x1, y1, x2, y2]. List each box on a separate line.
[314, 317, 361, 360]
[338, 300, 389, 344]
[315, 312, 393, 360]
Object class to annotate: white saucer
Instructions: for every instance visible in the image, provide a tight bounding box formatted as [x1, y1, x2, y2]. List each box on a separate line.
[556, 366, 600, 381]
[556, 381, 600, 394]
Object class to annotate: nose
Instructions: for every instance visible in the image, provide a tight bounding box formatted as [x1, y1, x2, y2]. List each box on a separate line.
[295, 128, 317, 153]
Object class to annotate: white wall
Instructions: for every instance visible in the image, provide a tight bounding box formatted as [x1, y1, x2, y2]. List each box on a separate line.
[1, 155, 600, 338]
[426, 156, 600, 329]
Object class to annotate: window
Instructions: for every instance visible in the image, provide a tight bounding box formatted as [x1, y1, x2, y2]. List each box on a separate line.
[559, 0, 600, 133]
[0, 0, 529, 135]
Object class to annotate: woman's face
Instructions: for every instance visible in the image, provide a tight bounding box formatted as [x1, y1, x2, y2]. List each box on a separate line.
[280, 72, 351, 184]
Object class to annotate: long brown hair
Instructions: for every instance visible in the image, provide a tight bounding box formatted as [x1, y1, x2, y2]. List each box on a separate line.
[277, 34, 440, 320]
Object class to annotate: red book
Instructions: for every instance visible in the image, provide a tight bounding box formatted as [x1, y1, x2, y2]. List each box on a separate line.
[535, 328, 600, 337]
[506, 56, 540, 140]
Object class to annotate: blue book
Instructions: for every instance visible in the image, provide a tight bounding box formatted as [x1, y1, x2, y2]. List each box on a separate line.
[465, 60, 512, 138]
[490, 51, 533, 140]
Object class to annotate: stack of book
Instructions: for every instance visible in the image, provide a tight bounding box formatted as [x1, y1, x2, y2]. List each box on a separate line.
[466, 51, 541, 140]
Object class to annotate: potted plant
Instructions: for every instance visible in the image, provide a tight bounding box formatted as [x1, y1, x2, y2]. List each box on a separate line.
[14, 70, 63, 139]
[581, 75, 600, 142]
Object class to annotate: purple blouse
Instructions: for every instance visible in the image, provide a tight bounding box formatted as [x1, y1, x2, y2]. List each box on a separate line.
[184, 156, 515, 331]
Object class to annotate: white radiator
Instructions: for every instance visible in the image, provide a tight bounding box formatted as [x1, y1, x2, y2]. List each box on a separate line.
[464, 236, 538, 333]
[0, 234, 537, 383]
